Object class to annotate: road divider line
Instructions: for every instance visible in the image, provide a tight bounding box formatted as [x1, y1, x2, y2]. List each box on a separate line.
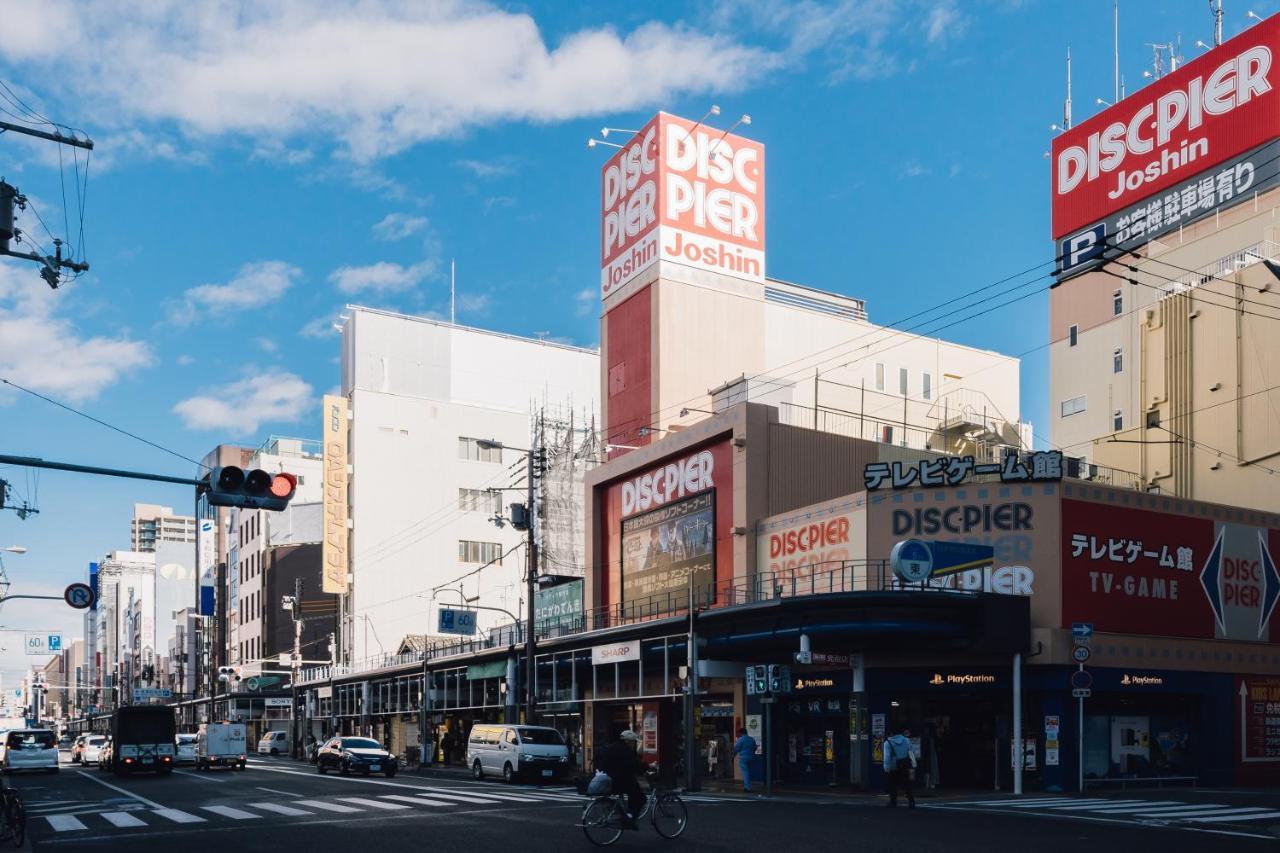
[1186, 810, 1280, 823]
[75, 770, 165, 809]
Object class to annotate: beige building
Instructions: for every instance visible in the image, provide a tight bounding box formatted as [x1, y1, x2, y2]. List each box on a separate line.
[1051, 191, 1280, 510]
[130, 503, 196, 553]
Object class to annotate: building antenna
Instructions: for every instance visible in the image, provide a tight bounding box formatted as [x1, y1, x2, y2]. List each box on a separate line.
[1212, 0, 1224, 46]
[1114, 1, 1120, 103]
[1065, 48, 1073, 130]
[450, 258, 456, 324]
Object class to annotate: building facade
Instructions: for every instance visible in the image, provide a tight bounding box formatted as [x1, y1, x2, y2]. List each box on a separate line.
[130, 503, 196, 553]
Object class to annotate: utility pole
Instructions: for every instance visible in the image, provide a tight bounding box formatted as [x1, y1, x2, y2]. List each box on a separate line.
[1213, 0, 1224, 46]
[285, 578, 303, 758]
[524, 432, 542, 724]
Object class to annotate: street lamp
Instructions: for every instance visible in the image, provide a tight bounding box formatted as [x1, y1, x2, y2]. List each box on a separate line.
[476, 439, 541, 724]
[1, 547, 26, 555]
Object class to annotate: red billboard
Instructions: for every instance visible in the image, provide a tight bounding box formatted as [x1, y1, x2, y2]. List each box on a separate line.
[1051, 13, 1280, 239]
[601, 112, 765, 296]
[1061, 499, 1280, 641]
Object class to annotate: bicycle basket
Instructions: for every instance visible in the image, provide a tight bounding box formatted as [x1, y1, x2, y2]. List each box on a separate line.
[586, 771, 613, 796]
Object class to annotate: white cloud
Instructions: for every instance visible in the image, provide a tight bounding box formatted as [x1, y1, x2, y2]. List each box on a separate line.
[372, 213, 429, 242]
[255, 337, 280, 354]
[457, 293, 492, 315]
[901, 160, 929, 178]
[0, 265, 152, 404]
[168, 261, 301, 325]
[328, 260, 436, 295]
[925, 2, 967, 44]
[172, 369, 313, 435]
[299, 315, 340, 338]
[457, 158, 515, 179]
[176, 354, 196, 366]
[4, 2, 778, 162]
[576, 287, 596, 317]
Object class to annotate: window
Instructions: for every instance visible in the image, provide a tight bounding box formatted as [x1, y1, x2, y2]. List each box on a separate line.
[1069, 324, 1078, 347]
[458, 540, 504, 565]
[1113, 347, 1123, 373]
[875, 363, 885, 391]
[1114, 410, 1124, 431]
[899, 367, 908, 396]
[922, 372, 932, 400]
[1113, 289, 1123, 316]
[458, 437, 502, 463]
[1060, 395, 1087, 417]
[880, 425, 894, 445]
[458, 488, 498, 513]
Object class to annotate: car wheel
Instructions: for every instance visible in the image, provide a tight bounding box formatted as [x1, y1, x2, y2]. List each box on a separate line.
[317, 761, 327, 774]
[270, 748, 278, 756]
[502, 763, 515, 784]
[385, 767, 397, 778]
[340, 760, 350, 776]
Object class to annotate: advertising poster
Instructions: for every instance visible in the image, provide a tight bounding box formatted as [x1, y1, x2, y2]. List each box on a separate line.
[1061, 498, 1280, 641]
[621, 491, 715, 608]
[1239, 676, 1280, 762]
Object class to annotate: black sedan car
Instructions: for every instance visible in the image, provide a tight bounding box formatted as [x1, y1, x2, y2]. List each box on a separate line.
[316, 737, 398, 777]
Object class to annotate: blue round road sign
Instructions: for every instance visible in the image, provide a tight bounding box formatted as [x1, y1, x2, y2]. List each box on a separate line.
[63, 582, 94, 610]
[1070, 669, 1093, 690]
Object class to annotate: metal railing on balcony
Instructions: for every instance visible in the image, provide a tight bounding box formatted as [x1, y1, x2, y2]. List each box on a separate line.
[1159, 240, 1280, 299]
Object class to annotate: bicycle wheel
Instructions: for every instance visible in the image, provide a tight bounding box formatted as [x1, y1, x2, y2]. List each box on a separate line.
[6, 793, 24, 849]
[650, 793, 687, 839]
[581, 798, 624, 847]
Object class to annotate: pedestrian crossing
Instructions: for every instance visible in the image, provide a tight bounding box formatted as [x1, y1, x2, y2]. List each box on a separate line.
[32, 784, 602, 834]
[929, 795, 1280, 831]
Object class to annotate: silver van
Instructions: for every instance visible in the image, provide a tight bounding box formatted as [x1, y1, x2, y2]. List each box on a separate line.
[467, 724, 570, 783]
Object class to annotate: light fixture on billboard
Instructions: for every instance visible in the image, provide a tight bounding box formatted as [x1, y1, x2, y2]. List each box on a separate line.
[1248, 11, 1264, 24]
[709, 115, 753, 161]
[600, 127, 638, 139]
[1095, 97, 1112, 107]
[586, 138, 623, 150]
[1195, 40, 1211, 51]
[680, 104, 722, 145]
[1050, 123, 1067, 134]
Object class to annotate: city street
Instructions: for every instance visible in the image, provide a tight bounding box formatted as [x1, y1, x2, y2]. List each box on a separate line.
[7, 753, 1278, 852]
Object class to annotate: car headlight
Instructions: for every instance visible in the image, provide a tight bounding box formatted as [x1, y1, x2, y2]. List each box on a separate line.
[559, 756, 568, 763]
[521, 753, 534, 761]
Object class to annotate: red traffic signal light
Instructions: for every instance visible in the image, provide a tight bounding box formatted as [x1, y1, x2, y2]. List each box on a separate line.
[205, 466, 298, 511]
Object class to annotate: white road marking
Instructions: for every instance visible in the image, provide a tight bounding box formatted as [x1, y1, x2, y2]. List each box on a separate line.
[406, 790, 505, 804]
[152, 808, 206, 824]
[256, 786, 303, 797]
[293, 799, 363, 813]
[1131, 805, 1246, 817]
[100, 812, 148, 828]
[250, 802, 314, 816]
[336, 797, 411, 811]
[44, 815, 87, 832]
[174, 769, 225, 783]
[202, 805, 261, 820]
[1187, 810, 1280, 823]
[1068, 801, 1181, 813]
[74, 770, 165, 809]
[379, 795, 455, 807]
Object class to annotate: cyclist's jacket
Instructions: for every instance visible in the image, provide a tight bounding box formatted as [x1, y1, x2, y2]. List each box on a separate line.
[596, 740, 643, 783]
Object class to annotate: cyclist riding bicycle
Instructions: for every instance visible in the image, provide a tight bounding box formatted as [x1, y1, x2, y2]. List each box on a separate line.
[596, 729, 646, 829]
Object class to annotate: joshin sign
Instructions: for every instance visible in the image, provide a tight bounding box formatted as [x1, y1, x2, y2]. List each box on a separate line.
[601, 112, 765, 296]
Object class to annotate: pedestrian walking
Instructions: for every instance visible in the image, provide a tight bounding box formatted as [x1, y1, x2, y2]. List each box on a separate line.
[883, 726, 918, 808]
[440, 729, 453, 766]
[731, 727, 757, 793]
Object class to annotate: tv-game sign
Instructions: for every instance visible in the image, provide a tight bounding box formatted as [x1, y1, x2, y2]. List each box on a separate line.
[1051, 13, 1280, 242]
[600, 112, 765, 297]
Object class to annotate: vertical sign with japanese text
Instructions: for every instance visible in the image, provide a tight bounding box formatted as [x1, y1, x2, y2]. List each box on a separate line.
[322, 394, 349, 594]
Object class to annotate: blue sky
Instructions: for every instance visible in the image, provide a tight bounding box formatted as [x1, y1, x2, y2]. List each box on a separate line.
[0, 0, 1275, 680]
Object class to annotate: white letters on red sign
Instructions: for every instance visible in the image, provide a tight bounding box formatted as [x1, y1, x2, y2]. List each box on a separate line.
[620, 450, 714, 517]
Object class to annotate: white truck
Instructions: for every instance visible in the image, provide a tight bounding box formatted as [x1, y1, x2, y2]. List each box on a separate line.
[195, 722, 247, 771]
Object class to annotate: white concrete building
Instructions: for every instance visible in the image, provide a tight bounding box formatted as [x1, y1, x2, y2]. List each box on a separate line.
[87, 550, 154, 711]
[227, 437, 323, 675]
[130, 503, 196, 552]
[338, 306, 599, 662]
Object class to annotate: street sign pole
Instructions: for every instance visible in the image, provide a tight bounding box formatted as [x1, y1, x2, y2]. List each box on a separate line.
[1077, 662, 1084, 793]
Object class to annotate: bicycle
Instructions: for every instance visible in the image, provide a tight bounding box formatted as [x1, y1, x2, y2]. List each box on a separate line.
[580, 771, 687, 846]
[0, 779, 26, 849]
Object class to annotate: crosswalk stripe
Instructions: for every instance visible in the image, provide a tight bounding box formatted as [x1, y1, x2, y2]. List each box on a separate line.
[250, 802, 314, 816]
[1187, 810, 1280, 823]
[955, 797, 1082, 806]
[1071, 801, 1182, 813]
[452, 791, 545, 802]
[1003, 799, 1112, 808]
[293, 799, 363, 813]
[100, 812, 148, 828]
[201, 805, 260, 820]
[409, 791, 506, 804]
[1044, 800, 1149, 811]
[1128, 805, 1244, 817]
[45, 815, 87, 832]
[380, 795, 456, 807]
[152, 808, 206, 824]
[336, 797, 411, 811]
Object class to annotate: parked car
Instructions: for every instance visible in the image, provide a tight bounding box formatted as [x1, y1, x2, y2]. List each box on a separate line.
[257, 730, 288, 756]
[71, 735, 88, 764]
[315, 737, 397, 777]
[175, 734, 198, 765]
[81, 735, 107, 766]
[2, 729, 59, 774]
[468, 725, 570, 783]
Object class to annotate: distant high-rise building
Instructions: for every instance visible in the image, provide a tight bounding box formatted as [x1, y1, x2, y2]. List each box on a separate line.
[130, 503, 196, 552]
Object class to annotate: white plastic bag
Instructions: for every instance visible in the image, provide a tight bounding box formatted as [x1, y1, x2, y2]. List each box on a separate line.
[586, 770, 612, 795]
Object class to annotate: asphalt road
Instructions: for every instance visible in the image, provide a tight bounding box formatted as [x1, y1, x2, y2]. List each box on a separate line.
[6, 753, 1278, 852]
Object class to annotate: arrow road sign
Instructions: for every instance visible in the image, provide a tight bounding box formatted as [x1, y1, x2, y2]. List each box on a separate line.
[1072, 645, 1091, 663]
[1071, 622, 1094, 645]
[64, 583, 94, 610]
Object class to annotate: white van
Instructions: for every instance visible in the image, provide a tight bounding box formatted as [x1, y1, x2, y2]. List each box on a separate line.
[196, 722, 247, 771]
[257, 730, 288, 755]
[467, 725, 570, 783]
[2, 729, 58, 773]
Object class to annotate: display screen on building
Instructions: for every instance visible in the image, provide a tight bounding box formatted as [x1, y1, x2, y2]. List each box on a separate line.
[601, 112, 765, 297]
[1052, 14, 1280, 241]
[620, 491, 715, 607]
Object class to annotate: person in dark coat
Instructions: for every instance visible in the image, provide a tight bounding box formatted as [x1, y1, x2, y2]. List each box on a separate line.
[597, 730, 646, 827]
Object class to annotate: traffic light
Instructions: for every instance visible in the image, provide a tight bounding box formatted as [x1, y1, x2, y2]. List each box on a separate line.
[767, 664, 792, 694]
[753, 665, 767, 695]
[217, 665, 242, 686]
[205, 467, 297, 511]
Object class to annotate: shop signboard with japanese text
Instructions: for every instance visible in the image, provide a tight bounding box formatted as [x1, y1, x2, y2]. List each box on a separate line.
[1238, 676, 1280, 763]
[621, 491, 715, 607]
[1051, 14, 1280, 240]
[1061, 498, 1280, 641]
[601, 112, 765, 296]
